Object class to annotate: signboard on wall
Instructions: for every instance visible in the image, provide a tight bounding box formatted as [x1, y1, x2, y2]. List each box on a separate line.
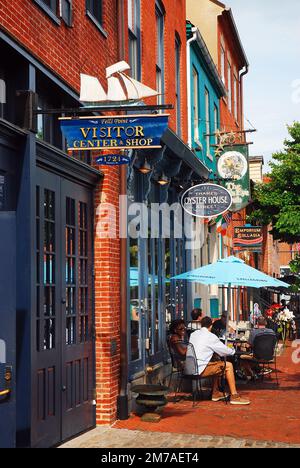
[59, 114, 169, 151]
[233, 226, 263, 252]
[181, 183, 232, 218]
[218, 145, 251, 212]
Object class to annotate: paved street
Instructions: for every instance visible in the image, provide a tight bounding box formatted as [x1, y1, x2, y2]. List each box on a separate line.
[59, 426, 299, 449]
[60, 344, 300, 449]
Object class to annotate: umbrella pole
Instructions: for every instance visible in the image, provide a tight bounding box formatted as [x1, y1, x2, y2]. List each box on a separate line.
[225, 283, 232, 347]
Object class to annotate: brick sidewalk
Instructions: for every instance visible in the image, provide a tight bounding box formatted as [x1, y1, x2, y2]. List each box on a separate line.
[114, 344, 300, 446]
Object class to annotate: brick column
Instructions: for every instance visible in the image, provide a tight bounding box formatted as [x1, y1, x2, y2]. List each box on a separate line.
[94, 166, 121, 424]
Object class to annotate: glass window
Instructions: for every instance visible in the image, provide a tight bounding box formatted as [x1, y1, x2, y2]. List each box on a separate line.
[61, 0, 73, 26]
[87, 0, 102, 24]
[234, 73, 239, 121]
[205, 88, 210, 156]
[0, 78, 5, 118]
[220, 46, 225, 83]
[175, 36, 181, 136]
[192, 67, 199, 142]
[214, 105, 219, 143]
[128, 0, 141, 80]
[227, 61, 232, 113]
[41, 0, 56, 12]
[156, 2, 164, 107]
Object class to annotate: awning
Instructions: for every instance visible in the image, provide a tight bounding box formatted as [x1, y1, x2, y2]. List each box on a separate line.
[161, 128, 210, 179]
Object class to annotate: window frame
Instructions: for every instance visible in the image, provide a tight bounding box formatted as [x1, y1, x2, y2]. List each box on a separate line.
[205, 88, 211, 158]
[214, 104, 219, 144]
[86, 0, 108, 38]
[175, 34, 181, 136]
[227, 59, 232, 113]
[156, 1, 165, 107]
[128, 0, 141, 80]
[192, 66, 200, 144]
[220, 46, 226, 83]
[233, 71, 239, 122]
[33, 0, 61, 25]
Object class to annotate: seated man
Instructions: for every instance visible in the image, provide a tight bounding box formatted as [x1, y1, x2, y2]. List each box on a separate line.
[240, 316, 277, 377]
[189, 317, 250, 405]
[211, 312, 227, 338]
[187, 308, 203, 335]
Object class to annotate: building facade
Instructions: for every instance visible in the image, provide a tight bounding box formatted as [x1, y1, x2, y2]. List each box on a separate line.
[186, 0, 251, 321]
[0, 0, 125, 447]
[124, 0, 209, 395]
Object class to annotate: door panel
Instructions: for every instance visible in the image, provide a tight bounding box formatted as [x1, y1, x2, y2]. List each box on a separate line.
[61, 179, 94, 440]
[0, 213, 16, 448]
[32, 170, 61, 448]
[33, 168, 94, 447]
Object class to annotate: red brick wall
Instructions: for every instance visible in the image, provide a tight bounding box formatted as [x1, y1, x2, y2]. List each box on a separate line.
[1, 0, 188, 425]
[0, 0, 123, 424]
[0, 0, 119, 93]
[217, 15, 244, 134]
[140, 0, 188, 142]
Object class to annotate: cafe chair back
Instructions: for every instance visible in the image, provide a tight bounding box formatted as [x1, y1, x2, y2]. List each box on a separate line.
[252, 334, 279, 386]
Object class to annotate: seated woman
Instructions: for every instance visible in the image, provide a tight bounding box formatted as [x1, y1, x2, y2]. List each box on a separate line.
[168, 319, 188, 358]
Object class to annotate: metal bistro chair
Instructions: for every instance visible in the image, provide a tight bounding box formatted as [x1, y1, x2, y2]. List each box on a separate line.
[167, 338, 188, 396]
[252, 334, 279, 386]
[182, 343, 227, 407]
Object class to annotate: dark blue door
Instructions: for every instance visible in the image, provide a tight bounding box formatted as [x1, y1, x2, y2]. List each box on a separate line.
[0, 212, 16, 448]
[31, 168, 95, 447]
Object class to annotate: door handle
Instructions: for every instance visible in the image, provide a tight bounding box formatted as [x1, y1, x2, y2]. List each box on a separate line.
[61, 299, 66, 304]
[62, 385, 67, 392]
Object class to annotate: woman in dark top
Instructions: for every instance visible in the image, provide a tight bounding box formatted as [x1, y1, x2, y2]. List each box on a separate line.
[168, 319, 187, 358]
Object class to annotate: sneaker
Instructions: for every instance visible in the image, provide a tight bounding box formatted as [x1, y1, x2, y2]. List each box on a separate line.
[230, 394, 250, 405]
[212, 391, 229, 402]
[259, 368, 273, 376]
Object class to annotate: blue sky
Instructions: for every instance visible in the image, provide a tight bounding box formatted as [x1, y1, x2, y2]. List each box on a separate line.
[228, 0, 300, 170]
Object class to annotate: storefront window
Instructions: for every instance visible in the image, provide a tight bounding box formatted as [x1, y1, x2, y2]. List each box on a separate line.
[129, 236, 140, 361]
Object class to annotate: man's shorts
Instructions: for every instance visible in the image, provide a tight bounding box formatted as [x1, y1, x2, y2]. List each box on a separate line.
[201, 361, 225, 377]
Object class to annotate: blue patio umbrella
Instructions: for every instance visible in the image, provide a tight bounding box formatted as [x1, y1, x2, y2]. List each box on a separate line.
[172, 256, 289, 343]
[130, 267, 170, 287]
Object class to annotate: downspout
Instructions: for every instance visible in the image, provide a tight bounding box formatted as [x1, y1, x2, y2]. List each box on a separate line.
[187, 27, 197, 148]
[239, 64, 249, 133]
[117, 0, 129, 420]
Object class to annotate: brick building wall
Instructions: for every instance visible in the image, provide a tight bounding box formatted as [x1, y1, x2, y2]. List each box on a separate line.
[0, 0, 119, 93]
[0, 0, 123, 425]
[140, 0, 188, 142]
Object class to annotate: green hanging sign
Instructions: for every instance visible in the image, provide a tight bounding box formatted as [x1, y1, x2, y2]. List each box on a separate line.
[217, 144, 250, 212]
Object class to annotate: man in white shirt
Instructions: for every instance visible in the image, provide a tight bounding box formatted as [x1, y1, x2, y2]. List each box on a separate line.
[189, 317, 250, 405]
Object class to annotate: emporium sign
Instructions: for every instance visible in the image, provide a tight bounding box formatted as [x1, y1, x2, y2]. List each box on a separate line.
[233, 226, 263, 252]
[59, 114, 169, 151]
[182, 183, 232, 218]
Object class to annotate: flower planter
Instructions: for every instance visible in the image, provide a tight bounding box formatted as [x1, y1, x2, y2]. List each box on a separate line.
[131, 384, 169, 422]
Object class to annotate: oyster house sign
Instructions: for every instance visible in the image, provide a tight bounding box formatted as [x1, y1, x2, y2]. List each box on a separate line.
[59, 114, 169, 151]
[182, 183, 232, 218]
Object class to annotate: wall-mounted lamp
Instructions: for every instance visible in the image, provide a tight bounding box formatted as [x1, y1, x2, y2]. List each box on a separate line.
[157, 173, 170, 186]
[138, 161, 152, 175]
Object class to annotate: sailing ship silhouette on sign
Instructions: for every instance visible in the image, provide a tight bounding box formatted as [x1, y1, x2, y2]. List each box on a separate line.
[80, 61, 159, 103]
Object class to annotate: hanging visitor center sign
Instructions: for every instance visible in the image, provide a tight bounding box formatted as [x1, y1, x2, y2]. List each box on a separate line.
[182, 183, 232, 218]
[59, 114, 169, 151]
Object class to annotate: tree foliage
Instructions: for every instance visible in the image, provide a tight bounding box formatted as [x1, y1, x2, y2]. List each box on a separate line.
[249, 122, 300, 243]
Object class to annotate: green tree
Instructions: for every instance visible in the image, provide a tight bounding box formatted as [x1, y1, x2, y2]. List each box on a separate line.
[289, 254, 300, 292]
[249, 122, 300, 244]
